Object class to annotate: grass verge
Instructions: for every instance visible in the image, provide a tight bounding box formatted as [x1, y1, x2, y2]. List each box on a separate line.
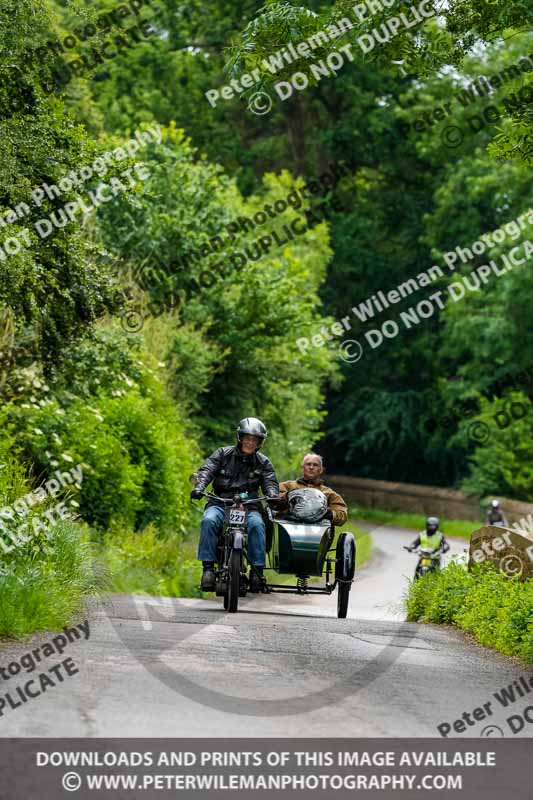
[352, 524, 373, 568]
[0, 521, 98, 639]
[101, 525, 203, 598]
[406, 560, 533, 663]
[351, 505, 479, 539]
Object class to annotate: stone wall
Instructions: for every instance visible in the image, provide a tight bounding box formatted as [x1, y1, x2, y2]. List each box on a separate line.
[327, 475, 533, 526]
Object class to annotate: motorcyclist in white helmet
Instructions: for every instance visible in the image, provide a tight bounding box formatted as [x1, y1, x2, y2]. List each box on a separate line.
[486, 499, 509, 527]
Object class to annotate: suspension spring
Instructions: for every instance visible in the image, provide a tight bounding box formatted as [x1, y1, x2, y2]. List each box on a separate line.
[296, 575, 309, 593]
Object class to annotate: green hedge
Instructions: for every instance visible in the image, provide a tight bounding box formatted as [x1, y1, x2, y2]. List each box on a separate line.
[406, 561, 533, 663]
[7, 340, 199, 536]
[0, 445, 99, 637]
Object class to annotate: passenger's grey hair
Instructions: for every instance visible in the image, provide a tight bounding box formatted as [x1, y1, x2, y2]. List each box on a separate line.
[302, 453, 323, 467]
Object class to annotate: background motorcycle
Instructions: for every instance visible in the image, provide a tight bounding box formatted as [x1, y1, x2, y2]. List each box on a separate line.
[404, 545, 444, 580]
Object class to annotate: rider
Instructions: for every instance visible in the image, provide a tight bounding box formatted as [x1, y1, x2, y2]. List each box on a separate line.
[406, 516, 450, 565]
[486, 499, 509, 527]
[191, 417, 279, 592]
[276, 453, 348, 526]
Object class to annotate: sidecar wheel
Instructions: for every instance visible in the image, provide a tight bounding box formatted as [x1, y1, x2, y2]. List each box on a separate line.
[337, 582, 351, 618]
[335, 531, 355, 619]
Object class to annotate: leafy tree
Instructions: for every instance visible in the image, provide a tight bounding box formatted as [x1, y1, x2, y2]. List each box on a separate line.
[93, 125, 340, 472]
[0, 0, 119, 367]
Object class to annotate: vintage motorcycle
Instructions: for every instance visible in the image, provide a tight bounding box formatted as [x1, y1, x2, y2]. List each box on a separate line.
[404, 545, 444, 580]
[193, 488, 356, 617]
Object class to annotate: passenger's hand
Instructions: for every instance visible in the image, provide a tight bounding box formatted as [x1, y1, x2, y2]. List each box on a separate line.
[190, 488, 203, 500]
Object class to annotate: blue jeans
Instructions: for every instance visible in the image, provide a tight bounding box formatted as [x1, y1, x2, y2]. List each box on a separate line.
[197, 505, 266, 567]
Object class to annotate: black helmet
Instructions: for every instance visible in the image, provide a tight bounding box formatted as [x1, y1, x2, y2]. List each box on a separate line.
[236, 417, 267, 450]
[426, 516, 439, 534]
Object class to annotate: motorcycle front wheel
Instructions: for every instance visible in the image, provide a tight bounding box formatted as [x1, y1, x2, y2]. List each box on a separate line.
[224, 549, 241, 613]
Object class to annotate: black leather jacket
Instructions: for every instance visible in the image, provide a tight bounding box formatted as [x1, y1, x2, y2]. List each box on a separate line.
[195, 445, 279, 509]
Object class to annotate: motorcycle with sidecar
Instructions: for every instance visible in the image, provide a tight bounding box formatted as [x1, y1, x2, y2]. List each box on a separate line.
[193, 489, 356, 617]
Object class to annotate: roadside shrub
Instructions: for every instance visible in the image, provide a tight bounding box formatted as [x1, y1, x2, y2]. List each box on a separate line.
[406, 560, 471, 623]
[456, 570, 533, 661]
[101, 525, 202, 598]
[406, 561, 533, 663]
[8, 373, 198, 536]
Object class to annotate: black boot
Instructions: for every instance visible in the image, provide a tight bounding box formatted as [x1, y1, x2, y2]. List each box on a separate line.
[201, 561, 216, 591]
[249, 566, 265, 593]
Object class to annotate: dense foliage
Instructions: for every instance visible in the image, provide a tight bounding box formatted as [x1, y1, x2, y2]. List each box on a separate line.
[0, 0, 531, 631]
[407, 561, 533, 663]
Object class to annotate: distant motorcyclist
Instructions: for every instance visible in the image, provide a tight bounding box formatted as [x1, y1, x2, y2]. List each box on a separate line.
[486, 499, 508, 527]
[406, 516, 450, 566]
[191, 417, 279, 592]
[275, 453, 348, 526]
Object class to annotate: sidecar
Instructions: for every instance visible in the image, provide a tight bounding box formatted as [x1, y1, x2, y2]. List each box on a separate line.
[265, 513, 356, 618]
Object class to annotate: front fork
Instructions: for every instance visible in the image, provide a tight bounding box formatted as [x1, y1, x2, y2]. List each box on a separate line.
[216, 527, 247, 595]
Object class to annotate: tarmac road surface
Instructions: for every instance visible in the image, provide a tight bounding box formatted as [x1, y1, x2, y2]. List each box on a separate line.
[1, 523, 531, 737]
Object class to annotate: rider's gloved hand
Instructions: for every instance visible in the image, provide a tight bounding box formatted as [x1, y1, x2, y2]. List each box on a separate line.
[190, 488, 203, 500]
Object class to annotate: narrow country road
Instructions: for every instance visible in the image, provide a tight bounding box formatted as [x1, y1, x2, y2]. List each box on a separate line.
[1, 523, 530, 738]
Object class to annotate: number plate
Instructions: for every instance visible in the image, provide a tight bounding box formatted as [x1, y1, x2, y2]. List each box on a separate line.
[421, 558, 432, 566]
[229, 509, 246, 524]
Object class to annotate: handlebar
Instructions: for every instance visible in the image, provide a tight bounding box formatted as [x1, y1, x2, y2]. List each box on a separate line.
[193, 490, 280, 506]
[408, 547, 444, 557]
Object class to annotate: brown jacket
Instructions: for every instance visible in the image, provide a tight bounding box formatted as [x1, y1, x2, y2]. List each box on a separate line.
[278, 477, 348, 526]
